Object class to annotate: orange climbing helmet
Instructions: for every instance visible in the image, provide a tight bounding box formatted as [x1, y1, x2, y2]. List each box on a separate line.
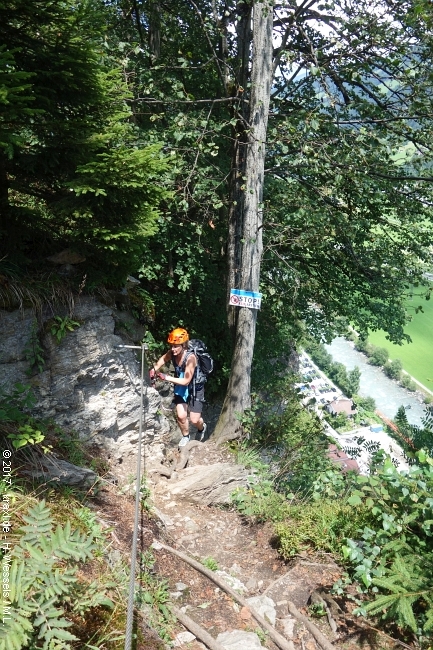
[167, 327, 189, 345]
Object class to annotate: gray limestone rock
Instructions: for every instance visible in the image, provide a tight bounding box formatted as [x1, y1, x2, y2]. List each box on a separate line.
[263, 561, 339, 615]
[23, 456, 97, 487]
[246, 595, 277, 626]
[0, 298, 170, 486]
[168, 463, 250, 505]
[216, 630, 263, 649]
[214, 571, 247, 594]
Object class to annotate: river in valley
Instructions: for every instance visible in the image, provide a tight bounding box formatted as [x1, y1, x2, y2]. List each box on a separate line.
[325, 337, 427, 427]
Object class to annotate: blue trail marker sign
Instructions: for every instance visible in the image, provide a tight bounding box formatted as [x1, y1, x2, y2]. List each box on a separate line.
[229, 289, 262, 310]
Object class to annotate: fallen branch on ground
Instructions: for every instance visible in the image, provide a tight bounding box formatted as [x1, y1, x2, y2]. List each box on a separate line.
[172, 605, 227, 650]
[310, 591, 338, 633]
[288, 601, 335, 650]
[152, 540, 295, 650]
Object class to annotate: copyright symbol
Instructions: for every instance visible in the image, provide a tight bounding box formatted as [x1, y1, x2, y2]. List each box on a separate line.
[3, 450, 11, 459]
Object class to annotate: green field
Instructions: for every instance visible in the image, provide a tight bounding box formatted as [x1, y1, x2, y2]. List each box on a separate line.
[368, 295, 433, 390]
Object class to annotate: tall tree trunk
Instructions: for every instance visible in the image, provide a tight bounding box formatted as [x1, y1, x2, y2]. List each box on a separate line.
[226, 0, 252, 336]
[214, 0, 274, 443]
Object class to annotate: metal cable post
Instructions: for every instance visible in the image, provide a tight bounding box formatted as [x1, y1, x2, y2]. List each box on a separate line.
[118, 344, 147, 650]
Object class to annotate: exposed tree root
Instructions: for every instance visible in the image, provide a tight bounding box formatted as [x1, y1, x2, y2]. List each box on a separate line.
[171, 605, 227, 650]
[288, 601, 335, 650]
[176, 440, 201, 470]
[150, 440, 202, 477]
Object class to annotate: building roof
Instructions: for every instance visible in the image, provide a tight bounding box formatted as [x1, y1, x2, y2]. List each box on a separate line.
[327, 397, 357, 415]
[328, 444, 360, 473]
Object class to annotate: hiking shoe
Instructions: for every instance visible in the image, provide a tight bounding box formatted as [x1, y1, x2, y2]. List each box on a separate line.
[178, 435, 190, 448]
[198, 423, 207, 442]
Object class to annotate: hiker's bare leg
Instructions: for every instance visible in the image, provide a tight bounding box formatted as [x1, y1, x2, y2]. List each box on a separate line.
[176, 402, 189, 437]
[190, 412, 203, 430]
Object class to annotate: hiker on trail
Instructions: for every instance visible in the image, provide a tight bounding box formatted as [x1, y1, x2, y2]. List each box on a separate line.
[150, 328, 207, 448]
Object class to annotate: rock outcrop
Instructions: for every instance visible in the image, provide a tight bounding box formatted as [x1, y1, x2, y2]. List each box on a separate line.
[164, 463, 251, 506]
[0, 297, 169, 483]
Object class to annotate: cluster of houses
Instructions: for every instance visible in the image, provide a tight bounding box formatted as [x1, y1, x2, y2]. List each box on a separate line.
[298, 351, 396, 475]
[298, 353, 357, 418]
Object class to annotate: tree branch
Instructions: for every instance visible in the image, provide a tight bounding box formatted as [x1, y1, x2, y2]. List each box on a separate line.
[129, 96, 246, 104]
[187, 0, 228, 95]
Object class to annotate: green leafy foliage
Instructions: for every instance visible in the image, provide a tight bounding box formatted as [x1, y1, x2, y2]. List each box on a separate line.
[357, 396, 377, 413]
[138, 552, 174, 644]
[367, 347, 389, 367]
[390, 406, 433, 458]
[400, 374, 417, 391]
[7, 424, 44, 450]
[232, 478, 290, 523]
[201, 557, 219, 571]
[275, 500, 370, 559]
[0, 0, 171, 284]
[305, 341, 360, 397]
[340, 451, 433, 640]
[0, 383, 35, 425]
[384, 358, 403, 380]
[236, 378, 331, 496]
[0, 499, 113, 650]
[0, 383, 52, 453]
[23, 319, 45, 374]
[49, 316, 80, 344]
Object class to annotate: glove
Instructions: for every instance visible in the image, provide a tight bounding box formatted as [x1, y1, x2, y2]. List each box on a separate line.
[149, 368, 155, 380]
[157, 372, 166, 381]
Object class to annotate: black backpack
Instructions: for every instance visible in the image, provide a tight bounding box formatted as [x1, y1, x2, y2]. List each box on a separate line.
[187, 339, 214, 387]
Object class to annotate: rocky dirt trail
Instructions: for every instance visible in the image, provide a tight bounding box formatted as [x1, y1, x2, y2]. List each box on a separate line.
[93, 437, 401, 650]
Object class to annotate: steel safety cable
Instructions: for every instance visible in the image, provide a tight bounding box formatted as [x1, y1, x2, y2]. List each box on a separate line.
[119, 343, 146, 650]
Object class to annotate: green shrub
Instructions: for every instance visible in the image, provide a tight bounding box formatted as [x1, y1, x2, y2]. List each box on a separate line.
[367, 346, 389, 367]
[0, 383, 35, 426]
[304, 341, 333, 373]
[275, 500, 370, 558]
[400, 374, 417, 391]
[237, 378, 331, 497]
[354, 337, 374, 355]
[355, 395, 376, 414]
[383, 358, 403, 380]
[231, 479, 291, 522]
[7, 424, 45, 450]
[138, 552, 174, 643]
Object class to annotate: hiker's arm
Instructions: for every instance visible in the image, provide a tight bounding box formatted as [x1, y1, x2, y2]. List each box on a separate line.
[152, 351, 172, 373]
[159, 355, 196, 385]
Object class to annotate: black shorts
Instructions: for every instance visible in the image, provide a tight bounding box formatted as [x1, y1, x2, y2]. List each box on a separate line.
[173, 386, 205, 414]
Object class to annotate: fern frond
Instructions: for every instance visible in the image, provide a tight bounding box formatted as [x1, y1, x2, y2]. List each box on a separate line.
[19, 500, 53, 544]
[0, 610, 33, 650]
